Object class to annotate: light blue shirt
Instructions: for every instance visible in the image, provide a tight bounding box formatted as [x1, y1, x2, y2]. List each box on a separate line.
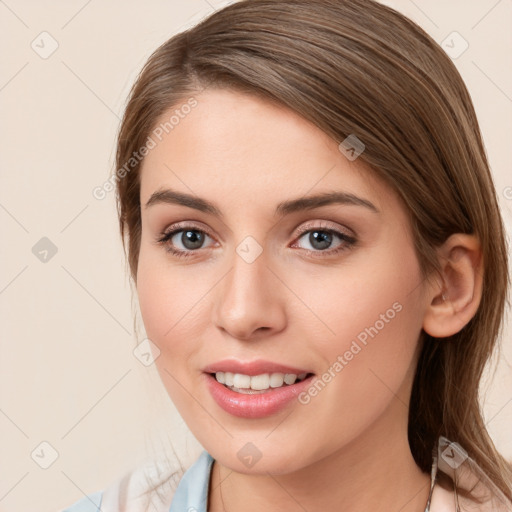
[61, 450, 215, 512]
[169, 451, 215, 511]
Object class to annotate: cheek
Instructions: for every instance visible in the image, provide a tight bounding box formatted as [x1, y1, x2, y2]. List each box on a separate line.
[301, 244, 421, 358]
[136, 252, 172, 345]
[136, 255, 206, 412]
[136, 247, 201, 358]
[293, 245, 425, 434]
[294, 244, 423, 353]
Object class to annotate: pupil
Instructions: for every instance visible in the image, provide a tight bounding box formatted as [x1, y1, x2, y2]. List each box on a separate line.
[182, 230, 204, 249]
[310, 231, 331, 250]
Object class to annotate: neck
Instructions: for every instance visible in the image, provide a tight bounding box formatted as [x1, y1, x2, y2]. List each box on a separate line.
[208, 397, 432, 512]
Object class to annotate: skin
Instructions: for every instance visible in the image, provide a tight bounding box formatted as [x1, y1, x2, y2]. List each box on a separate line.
[136, 89, 483, 511]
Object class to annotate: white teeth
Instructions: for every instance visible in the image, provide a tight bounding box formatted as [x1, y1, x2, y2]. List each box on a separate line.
[269, 373, 284, 388]
[250, 374, 270, 390]
[227, 387, 267, 395]
[284, 373, 297, 385]
[214, 371, 309, 391]
[233, 373, 251, 389]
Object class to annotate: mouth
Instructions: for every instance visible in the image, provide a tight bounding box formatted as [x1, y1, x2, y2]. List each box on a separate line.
[209, 371, 314, 394]
[202, 360, 316, 418]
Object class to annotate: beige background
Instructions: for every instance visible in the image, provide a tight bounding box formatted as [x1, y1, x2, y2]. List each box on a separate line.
[0, 1, 511, 511]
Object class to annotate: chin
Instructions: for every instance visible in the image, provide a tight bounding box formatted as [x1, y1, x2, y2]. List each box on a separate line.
[205, 437, 312, 475]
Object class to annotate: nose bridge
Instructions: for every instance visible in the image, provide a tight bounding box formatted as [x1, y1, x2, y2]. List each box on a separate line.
[212, 237, 286, 339]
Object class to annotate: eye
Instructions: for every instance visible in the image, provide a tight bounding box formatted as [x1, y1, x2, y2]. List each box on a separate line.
[292, 221, 357, 257]
[156, 223, 216, 259]
[155, 220, 357, 260]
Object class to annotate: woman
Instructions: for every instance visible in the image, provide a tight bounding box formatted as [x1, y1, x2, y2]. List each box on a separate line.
[62, 0, 512, 510]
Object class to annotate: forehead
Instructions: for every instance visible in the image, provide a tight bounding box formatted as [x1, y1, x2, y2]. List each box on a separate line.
[139, 89, 395, 216]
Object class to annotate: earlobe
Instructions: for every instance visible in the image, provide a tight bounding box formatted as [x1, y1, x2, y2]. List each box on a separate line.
[422, 234, 483, 338]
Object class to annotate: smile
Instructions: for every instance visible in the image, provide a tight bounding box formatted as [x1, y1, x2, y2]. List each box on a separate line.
[203, 365, 315, 418]
[214, 371, 309, 393]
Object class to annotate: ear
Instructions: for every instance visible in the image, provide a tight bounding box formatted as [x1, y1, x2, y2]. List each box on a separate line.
[422, 233, 483, 338]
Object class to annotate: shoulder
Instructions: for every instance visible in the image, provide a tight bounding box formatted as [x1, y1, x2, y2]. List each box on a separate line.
[59, 454, 189, 512]
[430, 437, 512, 512]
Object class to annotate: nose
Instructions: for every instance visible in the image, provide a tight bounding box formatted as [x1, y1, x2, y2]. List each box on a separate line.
[212, 245, 287, 341]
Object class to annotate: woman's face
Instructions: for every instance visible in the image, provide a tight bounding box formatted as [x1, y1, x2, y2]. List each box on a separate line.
[136, 88, 431, 474]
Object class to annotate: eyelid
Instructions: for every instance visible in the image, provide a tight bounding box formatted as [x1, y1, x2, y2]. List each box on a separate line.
[293, 219, 355, 239]
[161, 220, 216, 239]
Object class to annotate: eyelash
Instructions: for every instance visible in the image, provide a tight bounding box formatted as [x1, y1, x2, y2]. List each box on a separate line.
[155, 221, 357, 260]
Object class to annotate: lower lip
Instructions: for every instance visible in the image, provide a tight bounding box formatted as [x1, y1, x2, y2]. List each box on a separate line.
[204, 373, 314, 419]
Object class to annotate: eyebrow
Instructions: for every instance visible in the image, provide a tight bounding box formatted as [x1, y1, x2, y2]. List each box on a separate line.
[144, 188, 380, 217]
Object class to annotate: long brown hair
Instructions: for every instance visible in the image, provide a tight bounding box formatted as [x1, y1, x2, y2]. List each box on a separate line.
[114, 0, 512, 503]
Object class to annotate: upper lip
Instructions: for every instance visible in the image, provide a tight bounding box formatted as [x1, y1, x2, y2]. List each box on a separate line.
[203, 359, 312, 376]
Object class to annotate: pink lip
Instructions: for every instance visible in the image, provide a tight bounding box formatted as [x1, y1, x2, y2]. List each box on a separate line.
[202, 360, 315, 419]
[202, 359, 311, 376]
